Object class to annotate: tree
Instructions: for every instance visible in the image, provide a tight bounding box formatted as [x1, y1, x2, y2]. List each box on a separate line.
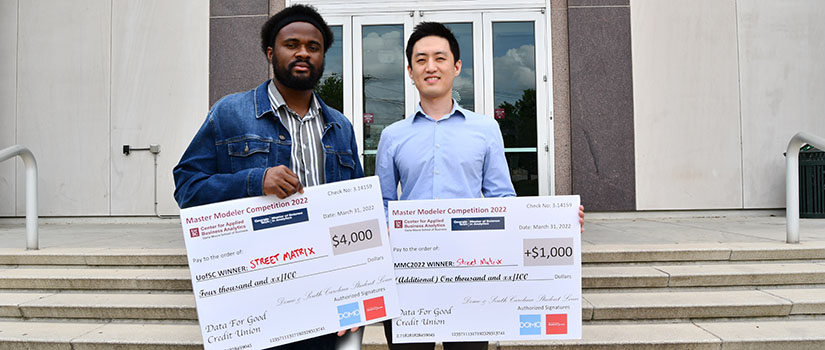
[496, 88, 536, 148]
[495, 89, 539, 195]
[316, 73, 344, 112]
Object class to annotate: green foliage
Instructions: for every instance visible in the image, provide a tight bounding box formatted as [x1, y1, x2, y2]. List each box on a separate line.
[316, 73, 344, 112]
[364, 154, 376, 176]
[495, 89, 539, 196]
[496, 89, 537, 148]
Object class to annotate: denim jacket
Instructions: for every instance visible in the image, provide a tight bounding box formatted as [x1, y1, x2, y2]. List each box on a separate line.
[173, 80, 364, 208]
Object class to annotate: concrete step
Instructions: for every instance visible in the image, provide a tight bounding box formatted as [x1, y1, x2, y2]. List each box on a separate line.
[582, 289, 798, 320]
[3, 288, 824, 322]
[584, 262, 825, 288]
[655, 262, 825, 287]
[0, 268, 191, 290]
[584, 241, 825, 263]
[1, 241, 822, 267]
[2, 319, 824, 349]
[0, 321, 201, 350]
[3, 262, 824, 291]
[582, 266, 670, 288]
[0, 292, 196, 320]
[761, 287, 825, 314]
[0, 248, 187, 266]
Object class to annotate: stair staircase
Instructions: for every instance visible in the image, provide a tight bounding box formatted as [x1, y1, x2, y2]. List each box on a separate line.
[1, 242, 825, 349]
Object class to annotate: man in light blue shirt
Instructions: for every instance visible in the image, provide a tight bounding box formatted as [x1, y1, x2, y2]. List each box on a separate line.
[376, 23, 516, 218]
[376, 91, 517, 210]
[374, 21, 509, 350]
[375, 22, 584, 350]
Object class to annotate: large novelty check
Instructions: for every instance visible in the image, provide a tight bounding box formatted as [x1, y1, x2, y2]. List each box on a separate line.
[180, 176, 399, 350]
[388, 196, 582, 343]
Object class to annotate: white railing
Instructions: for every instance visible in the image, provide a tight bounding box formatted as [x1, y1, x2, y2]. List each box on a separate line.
[785, 132, 825, 244]
[0, 145, 38, 250]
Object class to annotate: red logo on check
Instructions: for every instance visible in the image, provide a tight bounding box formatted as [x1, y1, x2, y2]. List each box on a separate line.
[363, 296, 386, 321]
[546, 314, 567, 335]
[394, 220, 403, 229]
[189, 228, 200, 238]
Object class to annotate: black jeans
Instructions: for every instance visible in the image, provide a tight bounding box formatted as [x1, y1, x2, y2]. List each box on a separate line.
[264, 333, 337, 350]
[383, 320, 488, 350]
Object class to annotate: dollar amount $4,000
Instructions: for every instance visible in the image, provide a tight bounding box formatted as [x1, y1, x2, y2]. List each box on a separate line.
[328, 219, 383, 255]
[332, 229, 374, 248]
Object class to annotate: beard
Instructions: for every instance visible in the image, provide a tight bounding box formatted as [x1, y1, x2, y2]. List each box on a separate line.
[273, 57, 324, 91]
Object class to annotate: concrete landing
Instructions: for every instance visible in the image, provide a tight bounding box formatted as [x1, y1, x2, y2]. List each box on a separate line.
[1, 212, 824, 249]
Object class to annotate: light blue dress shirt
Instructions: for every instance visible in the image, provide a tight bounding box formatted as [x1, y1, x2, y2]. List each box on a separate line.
[376, 101, 516, 217]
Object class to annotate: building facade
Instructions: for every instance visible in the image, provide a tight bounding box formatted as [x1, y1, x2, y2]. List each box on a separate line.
[1, 0, 824, 216]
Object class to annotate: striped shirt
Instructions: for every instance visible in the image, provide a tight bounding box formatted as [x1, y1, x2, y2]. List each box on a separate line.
[267, 81, 326, 186]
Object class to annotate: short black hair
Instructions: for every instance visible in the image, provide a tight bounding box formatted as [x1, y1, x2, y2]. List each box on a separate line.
[260, 4, 334, 55]
[405, 22, 460, 66]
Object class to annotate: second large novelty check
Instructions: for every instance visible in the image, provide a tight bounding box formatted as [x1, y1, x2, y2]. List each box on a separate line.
[388, 196, 582, 343]
[180, 176, 399, 350]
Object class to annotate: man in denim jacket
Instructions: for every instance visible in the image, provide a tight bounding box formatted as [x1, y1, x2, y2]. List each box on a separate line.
[173, 5, 362, 349]
[174, 4, 363, 208]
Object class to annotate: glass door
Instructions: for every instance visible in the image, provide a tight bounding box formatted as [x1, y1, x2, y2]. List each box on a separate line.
[483, 12, 550, 196]
[352, 15, 415, 175]
[317, 16, 352, 122]
[341, 10, 551, 195]
[417, 12, 483, 113]
[421, 11, 551, 196]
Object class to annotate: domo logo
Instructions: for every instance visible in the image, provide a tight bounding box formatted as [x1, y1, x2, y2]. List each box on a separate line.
[519, 314, 542, 335]
[337, 302, 361, 327]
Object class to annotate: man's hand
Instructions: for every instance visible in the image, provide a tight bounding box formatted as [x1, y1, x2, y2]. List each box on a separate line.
[579, 205, 585, 233]
[337, 326, 359, 337]
[263, 165, 304, 199]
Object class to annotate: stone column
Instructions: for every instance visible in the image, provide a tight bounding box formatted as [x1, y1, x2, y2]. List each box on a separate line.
[209, 0, 274, 106]
[568, 0, 636, 211]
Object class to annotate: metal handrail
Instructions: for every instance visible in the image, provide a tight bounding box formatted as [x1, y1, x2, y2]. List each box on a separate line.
[0, 145, 38, 250]
[785, 132, 825, 244]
